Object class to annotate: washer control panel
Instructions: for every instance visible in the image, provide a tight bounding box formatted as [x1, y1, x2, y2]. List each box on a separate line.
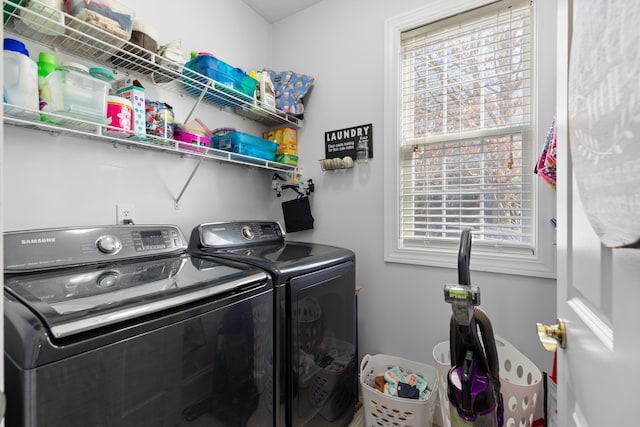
[4, 225, 187, 273]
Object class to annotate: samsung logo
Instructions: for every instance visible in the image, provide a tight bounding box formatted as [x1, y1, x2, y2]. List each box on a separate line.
[21, 237, 56, 245]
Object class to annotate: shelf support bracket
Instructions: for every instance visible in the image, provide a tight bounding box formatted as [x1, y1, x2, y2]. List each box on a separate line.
[183, 80, 213, 124]
[174, 156, 205, 209]
[272, 178, 314, 197]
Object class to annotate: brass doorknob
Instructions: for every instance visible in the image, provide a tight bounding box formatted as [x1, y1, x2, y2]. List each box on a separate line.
[536, 319, 566, 352]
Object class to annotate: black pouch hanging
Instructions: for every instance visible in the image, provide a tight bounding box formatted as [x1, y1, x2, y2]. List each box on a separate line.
[282, 195, 314, 232]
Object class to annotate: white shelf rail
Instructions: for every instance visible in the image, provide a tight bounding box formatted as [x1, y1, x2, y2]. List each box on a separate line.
[2, 0, 302, 128]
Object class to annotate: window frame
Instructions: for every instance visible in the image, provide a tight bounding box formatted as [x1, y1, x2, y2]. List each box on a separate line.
[383, 0, 557, 278]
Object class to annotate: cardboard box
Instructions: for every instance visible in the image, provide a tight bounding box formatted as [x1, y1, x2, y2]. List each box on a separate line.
[112, 77, 138, 92]
[265, 127, 298, 155]
[276, 153, 298, 165]
[115, 85, 145, 135]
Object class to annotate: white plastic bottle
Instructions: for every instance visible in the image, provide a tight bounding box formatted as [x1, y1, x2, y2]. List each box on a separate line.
[3, 38, 39, 116]
[258, 70, 276, 111]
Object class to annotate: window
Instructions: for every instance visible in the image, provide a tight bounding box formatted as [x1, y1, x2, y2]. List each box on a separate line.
[384, 0, 556, 277]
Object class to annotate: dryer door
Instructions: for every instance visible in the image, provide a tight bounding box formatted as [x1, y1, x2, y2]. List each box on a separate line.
[288, 261, 356, 426]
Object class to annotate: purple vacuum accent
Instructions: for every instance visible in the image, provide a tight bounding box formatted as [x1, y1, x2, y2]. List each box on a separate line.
[448, 352, 496, 421]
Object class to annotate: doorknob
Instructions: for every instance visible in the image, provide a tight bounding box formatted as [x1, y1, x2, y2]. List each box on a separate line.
[536, 319, 566, 352]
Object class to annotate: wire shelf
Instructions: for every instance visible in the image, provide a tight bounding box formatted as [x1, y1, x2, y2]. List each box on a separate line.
[2, 0, 302, 128]
[2, 0, 299, 177]
[3, 105, 297, 174]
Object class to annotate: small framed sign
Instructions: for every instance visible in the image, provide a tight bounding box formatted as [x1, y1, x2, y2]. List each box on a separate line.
[324, 123, 372, 160]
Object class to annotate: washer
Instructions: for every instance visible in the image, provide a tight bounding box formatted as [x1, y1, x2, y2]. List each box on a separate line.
[4, 224, 274, 427]
[189, 221, 357, 427]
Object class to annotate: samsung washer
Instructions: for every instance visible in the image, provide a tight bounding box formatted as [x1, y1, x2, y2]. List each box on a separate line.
[4, 224, 275, 427]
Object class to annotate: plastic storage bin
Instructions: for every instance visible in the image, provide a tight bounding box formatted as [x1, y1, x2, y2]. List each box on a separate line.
[15, 0, 65, 36]
[43, 68, 109, 122]
[432, 336, 543, 427]
[3, 0, 25, 24]
[110, 18, 158, 73]
[360, 354, 437, 427]
[183, 53, 257, 106]
[63, 0, 133, 39]
[174, 127, 209, 153]
[61, 0, 134, 61]
[211, 131, 277, 161]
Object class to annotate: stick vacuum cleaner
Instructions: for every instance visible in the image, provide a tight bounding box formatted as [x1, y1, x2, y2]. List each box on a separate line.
[444, 230, 503, 427]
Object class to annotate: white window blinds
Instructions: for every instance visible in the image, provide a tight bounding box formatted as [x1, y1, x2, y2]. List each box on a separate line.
[400, 0, 533, 249]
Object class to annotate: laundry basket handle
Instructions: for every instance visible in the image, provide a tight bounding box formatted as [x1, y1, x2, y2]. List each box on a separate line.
[360, 354, 372, 378]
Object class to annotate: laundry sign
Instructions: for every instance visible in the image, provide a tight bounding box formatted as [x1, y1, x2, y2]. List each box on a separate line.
[324, 123, 372, 160]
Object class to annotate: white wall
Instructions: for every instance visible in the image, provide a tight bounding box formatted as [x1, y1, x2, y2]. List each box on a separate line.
[3, 0, 556, 381]
[271, 0, 557, 373]
[3, 0, 285, 236]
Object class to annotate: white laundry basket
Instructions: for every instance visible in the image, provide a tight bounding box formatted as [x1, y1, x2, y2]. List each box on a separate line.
[360, 354, 437, 427]
[432, 337, 542, 427]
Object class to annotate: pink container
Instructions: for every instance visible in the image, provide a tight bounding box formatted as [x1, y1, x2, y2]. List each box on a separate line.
[106, 95, 132, 134]
[174, 128, 209, 153]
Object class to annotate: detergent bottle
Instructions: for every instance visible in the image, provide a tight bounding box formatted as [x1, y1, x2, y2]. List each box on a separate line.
[3, 38, 39, 116]
[37, 51, 57, 119]
[255, 70, 276, 110]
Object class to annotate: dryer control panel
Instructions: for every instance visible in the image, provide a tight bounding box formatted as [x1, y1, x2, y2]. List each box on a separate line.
[4, 225, 187, 273]
[195, 221, 285, 249]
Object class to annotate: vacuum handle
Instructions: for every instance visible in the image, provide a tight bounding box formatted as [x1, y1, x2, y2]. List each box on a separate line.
[458, 229, 472, 286]
[462, 350, 474, 413]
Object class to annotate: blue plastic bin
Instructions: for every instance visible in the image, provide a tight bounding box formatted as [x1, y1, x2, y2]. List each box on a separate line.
[182, 54, 257, 106]
[211, 132, 277, 161]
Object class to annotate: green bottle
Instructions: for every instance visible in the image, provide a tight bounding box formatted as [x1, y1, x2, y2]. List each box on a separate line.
[37, 51, 57, 121]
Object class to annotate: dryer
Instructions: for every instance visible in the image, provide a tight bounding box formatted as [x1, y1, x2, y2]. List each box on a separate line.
[189, 221, 357, 427]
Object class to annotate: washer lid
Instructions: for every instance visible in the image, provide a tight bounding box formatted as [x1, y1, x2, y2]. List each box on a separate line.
[4, 254, 268, 339]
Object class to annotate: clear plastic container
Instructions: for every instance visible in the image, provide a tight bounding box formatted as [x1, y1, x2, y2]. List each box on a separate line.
[153, 40, 185, 84]
[60, 0, 134, 61]
[18, 0, 64, 36]
[43, 68, 110, 122]
[63, 0, 134, 40]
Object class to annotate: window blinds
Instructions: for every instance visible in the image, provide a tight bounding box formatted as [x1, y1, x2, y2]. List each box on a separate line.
[400, 0, 533, 248]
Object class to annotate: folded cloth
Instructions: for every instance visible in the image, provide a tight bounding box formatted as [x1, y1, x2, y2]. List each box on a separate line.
[397, 382, 420, 399]
[382, 365, 432, 400]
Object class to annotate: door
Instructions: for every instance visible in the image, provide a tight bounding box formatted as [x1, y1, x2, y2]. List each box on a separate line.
[555, 0, 640, 425]
[1, 19, 5, 427]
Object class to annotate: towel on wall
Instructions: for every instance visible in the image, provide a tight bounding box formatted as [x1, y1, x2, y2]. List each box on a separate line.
[265, 70, 314, 116]
[535, 116, 557, 190]
[281, 196, 314, 232]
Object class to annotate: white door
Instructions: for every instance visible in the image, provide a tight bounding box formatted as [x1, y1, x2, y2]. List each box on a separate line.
[555, 0, 640, 425]
[1, 16, 5, 427]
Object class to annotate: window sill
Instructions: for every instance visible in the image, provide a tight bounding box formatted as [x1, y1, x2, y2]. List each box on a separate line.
[384, 243, 557, 279]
